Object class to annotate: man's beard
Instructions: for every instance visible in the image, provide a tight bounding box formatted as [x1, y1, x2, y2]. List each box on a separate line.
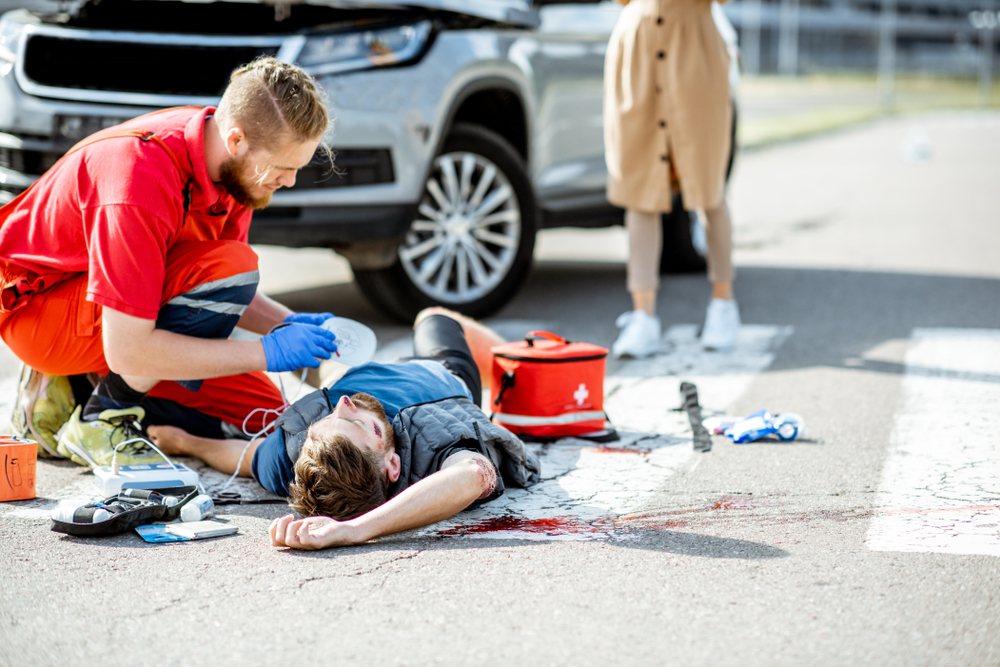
[350, 392, 395, 453]
[219, 154, 272, 210]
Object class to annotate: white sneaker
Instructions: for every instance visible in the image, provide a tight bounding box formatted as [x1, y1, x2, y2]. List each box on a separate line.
[701, 299, 741, 351]
[612, 310, 661, 359]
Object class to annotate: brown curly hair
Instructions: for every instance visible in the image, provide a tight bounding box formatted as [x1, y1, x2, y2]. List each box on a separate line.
[288, 393, 396, 520]
[288, 431, 386, 520]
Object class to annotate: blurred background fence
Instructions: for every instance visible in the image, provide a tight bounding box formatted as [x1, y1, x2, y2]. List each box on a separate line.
[722, 0, 993, 76]
[710, 0, 999, 147]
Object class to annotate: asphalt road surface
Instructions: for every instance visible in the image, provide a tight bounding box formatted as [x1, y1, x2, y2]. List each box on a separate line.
[1, 111, 998, 667]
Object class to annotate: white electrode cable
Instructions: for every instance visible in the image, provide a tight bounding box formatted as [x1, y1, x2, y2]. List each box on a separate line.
[215, 367, 310, 494]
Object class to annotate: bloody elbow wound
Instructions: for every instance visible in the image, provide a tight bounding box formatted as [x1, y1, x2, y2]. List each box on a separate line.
[470, 456, 498, 500]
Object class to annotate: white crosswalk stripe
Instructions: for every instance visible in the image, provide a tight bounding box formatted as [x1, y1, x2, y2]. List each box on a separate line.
[866, 328, 1000, 557]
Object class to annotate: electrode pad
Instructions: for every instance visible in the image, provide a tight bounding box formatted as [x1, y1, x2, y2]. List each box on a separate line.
[321, 317, 378, 367]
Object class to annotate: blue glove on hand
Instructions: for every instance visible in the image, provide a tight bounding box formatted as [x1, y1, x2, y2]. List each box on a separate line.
[261, 323, 338, 373]
[284, 312, 334, 327]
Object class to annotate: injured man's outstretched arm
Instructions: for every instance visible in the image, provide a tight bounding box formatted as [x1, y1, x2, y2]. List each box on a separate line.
[270, 450, 497, 550]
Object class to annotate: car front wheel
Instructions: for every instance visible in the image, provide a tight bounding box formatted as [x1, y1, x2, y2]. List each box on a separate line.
[355, 123, 537, 323]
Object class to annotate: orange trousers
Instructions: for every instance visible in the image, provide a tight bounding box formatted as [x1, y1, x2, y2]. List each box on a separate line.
[0, 240, 283, 430]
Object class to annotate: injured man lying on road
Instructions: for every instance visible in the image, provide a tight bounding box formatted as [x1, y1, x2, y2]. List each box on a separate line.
[149, 308, 540, 550]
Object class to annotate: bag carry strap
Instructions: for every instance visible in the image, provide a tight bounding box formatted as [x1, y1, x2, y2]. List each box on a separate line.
[493, 370, 515, 406]
[524, 330, 569, 347]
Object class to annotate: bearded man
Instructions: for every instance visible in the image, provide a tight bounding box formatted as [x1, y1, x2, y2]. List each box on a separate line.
[0, 57, 338, 467]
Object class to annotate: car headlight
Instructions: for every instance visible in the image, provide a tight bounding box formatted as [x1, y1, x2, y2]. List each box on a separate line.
[0, 14, 27, 65]
[291, 20, 432, 77]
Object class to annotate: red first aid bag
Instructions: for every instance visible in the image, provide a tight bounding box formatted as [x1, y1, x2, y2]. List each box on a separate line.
[490, 331, 612, 440]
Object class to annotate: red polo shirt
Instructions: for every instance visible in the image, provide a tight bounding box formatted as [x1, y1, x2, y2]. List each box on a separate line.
[0, 106, 252, 320]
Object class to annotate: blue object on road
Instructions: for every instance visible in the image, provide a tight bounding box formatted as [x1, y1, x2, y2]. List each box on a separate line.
[135, 524, 190, 543]
[723, 410, 804, 443]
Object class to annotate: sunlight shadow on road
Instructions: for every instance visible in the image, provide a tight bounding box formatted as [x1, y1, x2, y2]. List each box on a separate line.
[612, 530, 790, 559]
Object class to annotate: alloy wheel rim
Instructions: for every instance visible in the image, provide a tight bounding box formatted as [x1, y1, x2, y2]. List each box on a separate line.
[399, 151, 521, 304]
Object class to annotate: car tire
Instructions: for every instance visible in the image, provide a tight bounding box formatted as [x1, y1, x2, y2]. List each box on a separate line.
[355, 123, 537, 323]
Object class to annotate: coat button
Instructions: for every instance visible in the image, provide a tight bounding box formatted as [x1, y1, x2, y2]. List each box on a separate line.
[659, 120, 666, 128]
[656, 16, 663, 25]
[657, 51, 665, 59]
[660, 155, 668, 162]
[655, 86, 662, 93]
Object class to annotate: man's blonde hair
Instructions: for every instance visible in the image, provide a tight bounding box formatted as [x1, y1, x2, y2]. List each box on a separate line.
[216, 56, 330, 152]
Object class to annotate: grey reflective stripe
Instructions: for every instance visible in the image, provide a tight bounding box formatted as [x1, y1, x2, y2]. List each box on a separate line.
[182, 270, 260, 295]
[493, 411, 606, 426]
[165, 296, 248, 316]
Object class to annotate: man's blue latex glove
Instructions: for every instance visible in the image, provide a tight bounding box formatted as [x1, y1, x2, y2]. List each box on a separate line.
[284, 312, 334, 327]
[261, 323, 338, 373]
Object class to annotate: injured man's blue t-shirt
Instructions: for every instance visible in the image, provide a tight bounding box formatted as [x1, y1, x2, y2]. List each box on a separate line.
[251, 360, 474, 496]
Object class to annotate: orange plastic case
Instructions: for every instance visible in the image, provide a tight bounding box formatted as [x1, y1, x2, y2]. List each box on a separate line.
[0, 435, 37, 501]
[490, 331, 608, 439]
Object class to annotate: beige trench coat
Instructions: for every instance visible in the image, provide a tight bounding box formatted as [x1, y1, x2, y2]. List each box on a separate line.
[604, 0, 732, 213]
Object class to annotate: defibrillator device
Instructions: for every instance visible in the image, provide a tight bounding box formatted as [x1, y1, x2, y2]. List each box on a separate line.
[93, 461, 200, 497]
[490, 331, 616, 441]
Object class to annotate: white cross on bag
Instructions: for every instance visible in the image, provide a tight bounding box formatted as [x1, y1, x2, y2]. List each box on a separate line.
[574, 383, 589, 406]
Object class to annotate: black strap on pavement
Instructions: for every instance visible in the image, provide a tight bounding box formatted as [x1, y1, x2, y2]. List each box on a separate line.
[679, 381, 713, 453]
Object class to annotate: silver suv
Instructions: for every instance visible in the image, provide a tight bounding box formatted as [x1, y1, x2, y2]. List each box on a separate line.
[0, 0, 738, 321]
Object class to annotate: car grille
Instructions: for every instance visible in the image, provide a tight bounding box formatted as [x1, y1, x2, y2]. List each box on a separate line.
[22, 34, 279, 97]
[0, 146, 393, 202]
[0, 146, 61, 176]
[295, 149, 395, 190]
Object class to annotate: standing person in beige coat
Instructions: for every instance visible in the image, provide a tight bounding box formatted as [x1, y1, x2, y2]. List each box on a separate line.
[604, 0, 740, 357]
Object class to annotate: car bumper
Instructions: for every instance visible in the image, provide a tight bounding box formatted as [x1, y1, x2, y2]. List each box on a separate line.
[248, 202, 417, 247]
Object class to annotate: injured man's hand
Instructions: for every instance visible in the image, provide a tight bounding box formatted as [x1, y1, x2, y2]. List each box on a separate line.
[270, 514, 358, 550]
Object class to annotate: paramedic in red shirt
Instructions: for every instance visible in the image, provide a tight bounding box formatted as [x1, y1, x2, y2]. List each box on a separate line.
[0, 57, 339, 467]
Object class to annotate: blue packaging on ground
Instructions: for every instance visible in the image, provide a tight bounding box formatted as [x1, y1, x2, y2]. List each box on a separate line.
[135, 525, 190, 543]
[723, 410, 805, 443]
